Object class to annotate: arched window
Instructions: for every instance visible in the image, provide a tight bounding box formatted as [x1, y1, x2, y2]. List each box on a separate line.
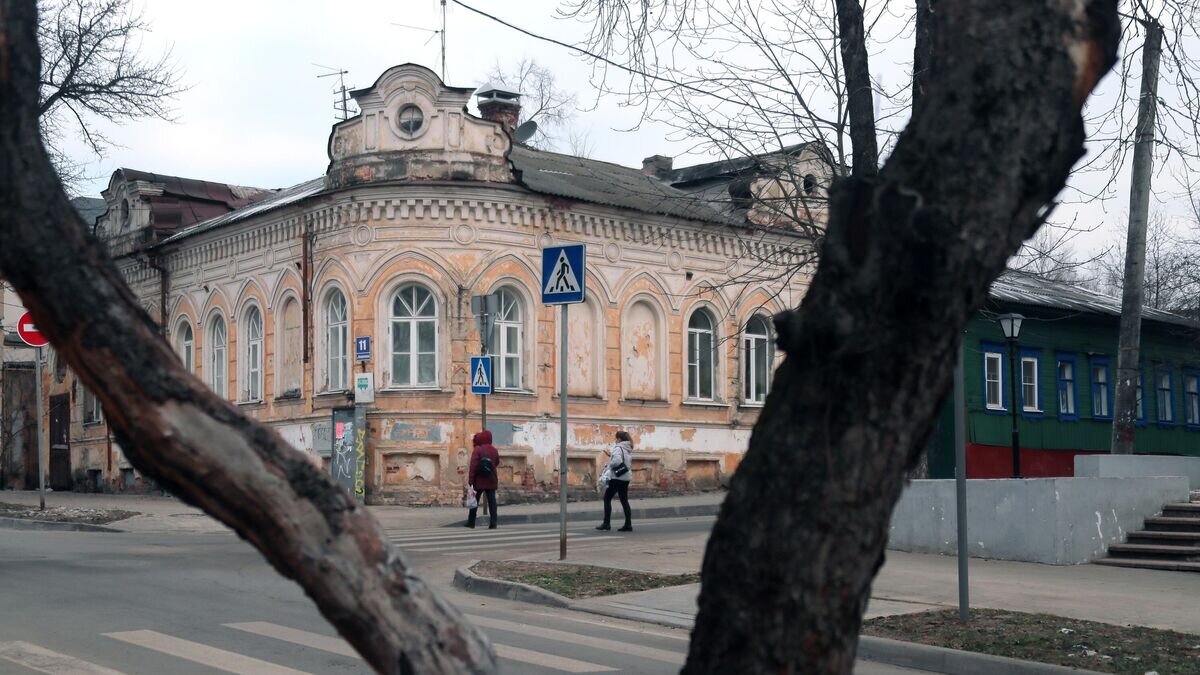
[279, 297, 302, 397]
[687, 309, 716, 400]
[743, 315, 772, 404]
[325, 290, 349, 391]
[209, 315, 227, 397]
[243, 306, 263, 401]
[176, 321, 194, 372]
[623, 299, 665, 400]
[487, 288, 523, 390]
[390, 284, 437, 387]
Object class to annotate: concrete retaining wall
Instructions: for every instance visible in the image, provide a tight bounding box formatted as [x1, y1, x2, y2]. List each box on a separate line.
[1074, 454, 1200, 490]
[888, 477, 1188, 565]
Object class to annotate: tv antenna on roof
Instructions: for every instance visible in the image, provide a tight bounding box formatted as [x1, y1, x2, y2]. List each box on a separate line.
[392, 0, 448, 80]
[313, 63, 355, 122]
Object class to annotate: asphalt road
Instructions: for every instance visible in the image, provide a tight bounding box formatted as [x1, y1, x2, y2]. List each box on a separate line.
[0, 521, 931, 674]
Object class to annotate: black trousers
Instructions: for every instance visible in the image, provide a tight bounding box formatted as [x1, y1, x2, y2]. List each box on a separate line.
[602, 480, 631, 527]
[467, 489, 497, 528]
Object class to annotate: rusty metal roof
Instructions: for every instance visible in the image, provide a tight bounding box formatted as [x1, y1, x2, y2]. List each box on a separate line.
[989, 271, 1196, 328]
[158, 177, 328, 245]
[509, 145, 734, 224]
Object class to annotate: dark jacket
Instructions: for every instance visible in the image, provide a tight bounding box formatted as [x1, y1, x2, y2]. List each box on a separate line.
[468, 430, 500, 491]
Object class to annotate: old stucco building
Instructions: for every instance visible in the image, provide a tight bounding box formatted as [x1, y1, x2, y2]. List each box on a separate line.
[41, 64, 825, 503]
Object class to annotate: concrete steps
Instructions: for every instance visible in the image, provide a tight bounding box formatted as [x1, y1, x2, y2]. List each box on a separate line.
[1100, 496, 1200, 572]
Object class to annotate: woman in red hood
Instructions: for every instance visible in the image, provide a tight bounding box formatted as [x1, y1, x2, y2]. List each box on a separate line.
[466, 429, 500, 529]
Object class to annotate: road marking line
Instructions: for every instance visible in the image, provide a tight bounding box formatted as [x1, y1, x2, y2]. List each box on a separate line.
[406, 538, 608, 553]
[223, 623, 356, 658]
[103, 630, 310, 675]
[0, 641, 126, 675]
[389, 527, 598, 543]
[466, 615, 684, 664]
[403, 534, 609, 552]
[493, 643, 616, 672]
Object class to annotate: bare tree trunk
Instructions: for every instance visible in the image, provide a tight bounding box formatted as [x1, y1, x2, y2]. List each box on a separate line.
[912, 0, 933, 111]
[0, 2, 495, 673]
[834, 0, 879, 177]
[683, 1, 1118, 672]
[1112, 21, 1162, 454]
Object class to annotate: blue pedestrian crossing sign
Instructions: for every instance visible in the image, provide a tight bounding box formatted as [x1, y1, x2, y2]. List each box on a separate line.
[470, 356, 493, 395]
[541, 244, 586, 305]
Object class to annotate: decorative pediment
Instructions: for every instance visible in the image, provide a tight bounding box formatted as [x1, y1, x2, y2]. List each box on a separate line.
[326, 64, 513, 188]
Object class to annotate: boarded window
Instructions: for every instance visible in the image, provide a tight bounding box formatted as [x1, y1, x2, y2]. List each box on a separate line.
[280, 298, 303, 397]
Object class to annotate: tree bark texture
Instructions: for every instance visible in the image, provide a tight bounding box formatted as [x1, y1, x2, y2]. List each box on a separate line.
[685, 1, 1118, 673]
[0, 2, 496, 673]
[1111, 21, 1161, 454]
[834, 0, 879, 177]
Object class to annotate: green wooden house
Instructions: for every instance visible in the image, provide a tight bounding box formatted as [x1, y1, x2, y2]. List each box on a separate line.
[926, 272, 1200, 478]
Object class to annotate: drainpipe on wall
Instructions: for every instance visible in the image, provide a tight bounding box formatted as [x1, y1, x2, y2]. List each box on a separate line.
[302, 218, 314, 365]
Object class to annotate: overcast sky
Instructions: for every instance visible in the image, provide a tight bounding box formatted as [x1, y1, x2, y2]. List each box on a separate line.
[57, 0, 1197, 261]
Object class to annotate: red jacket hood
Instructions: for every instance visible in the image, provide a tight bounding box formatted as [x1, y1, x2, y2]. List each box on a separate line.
[472, 430, 493, 446]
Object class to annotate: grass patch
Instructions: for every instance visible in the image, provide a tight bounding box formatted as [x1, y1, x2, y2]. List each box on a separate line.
[471, 560, 699, 600]
[0, 501, 138, 525]
[863, 608, 1200, 674]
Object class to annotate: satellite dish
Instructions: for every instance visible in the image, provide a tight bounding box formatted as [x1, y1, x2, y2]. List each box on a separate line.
[514, 120, 538, 144]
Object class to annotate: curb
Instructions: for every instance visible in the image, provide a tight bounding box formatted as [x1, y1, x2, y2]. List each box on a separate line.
[858, 636, 1106, 675]
[453, 568, 1105, 675]
[0, 516, 123, 533]
[453, 564, 571, 608]
[442, 503, 720, 527]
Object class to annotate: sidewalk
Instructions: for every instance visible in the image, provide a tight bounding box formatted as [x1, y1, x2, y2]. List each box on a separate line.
[516, 540, 1200, 636]
[0, 489, 726, 534]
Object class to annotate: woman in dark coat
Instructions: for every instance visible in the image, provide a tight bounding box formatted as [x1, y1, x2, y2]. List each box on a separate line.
[466, 429, 500, 529]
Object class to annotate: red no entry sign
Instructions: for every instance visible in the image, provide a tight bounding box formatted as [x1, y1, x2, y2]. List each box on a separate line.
[16, 311, 48, 348]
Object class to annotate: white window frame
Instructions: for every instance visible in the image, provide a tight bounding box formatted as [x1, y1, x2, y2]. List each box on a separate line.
[1020, 355, 1040, 412]
[83, 388, 102, 425]
[209, 315, 227, 398]
[489, 287, 523, 391]
[686, 308, 717, 401]
[984, 351, 1004, 410]
[743, 316, 771, 404]
[389, 283, 438, 388]
[242, 305, 263, 402]
[176, 320, 194, 373]
[325, 289, 349, 392]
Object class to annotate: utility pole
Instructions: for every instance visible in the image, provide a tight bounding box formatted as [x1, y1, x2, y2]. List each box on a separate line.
[35, 347, 44, 510]
[1112, 21, 1162, 454]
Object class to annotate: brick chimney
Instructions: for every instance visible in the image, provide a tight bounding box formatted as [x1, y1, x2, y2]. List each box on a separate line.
[476, 83, 522, 131]
[642, 155, 673, 177]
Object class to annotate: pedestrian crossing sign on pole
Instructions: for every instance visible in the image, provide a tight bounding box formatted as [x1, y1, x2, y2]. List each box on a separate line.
[541, 244, 586, 305]
[470, 356, 493, 395]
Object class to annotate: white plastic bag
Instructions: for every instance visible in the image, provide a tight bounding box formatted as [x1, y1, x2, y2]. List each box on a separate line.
[597, 468, 613, 493]
[464, 485, 478, 509]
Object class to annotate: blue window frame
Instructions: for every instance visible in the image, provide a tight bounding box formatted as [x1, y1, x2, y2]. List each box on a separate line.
[1019, 348, 1043, 416]
[1156, 367, 1175, 425]
[1184, 369, 1200, 428]
[981, 342, 1008, 413]
[1090, 355, 1111, 419]
[1056, 353, 1078, 420]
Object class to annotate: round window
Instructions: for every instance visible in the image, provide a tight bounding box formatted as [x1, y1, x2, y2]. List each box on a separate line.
[397, 105, 424, 136]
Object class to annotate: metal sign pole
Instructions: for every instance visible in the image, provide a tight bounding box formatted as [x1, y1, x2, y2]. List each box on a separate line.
[35, 347, 44, 511]
[559, 303, 569, 560]
[954, 341, 969, 622]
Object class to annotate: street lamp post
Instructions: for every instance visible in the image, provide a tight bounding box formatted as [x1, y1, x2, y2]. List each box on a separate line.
[997, 313, 1024, 478]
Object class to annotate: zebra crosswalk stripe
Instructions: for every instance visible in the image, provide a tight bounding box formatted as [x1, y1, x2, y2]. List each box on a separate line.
[229, 620, 619, 673]
[104, 630, 311, 675]
[466, 614, 685, 665]
[224, 622, 356, 658]
[0, 641, 126, 675]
